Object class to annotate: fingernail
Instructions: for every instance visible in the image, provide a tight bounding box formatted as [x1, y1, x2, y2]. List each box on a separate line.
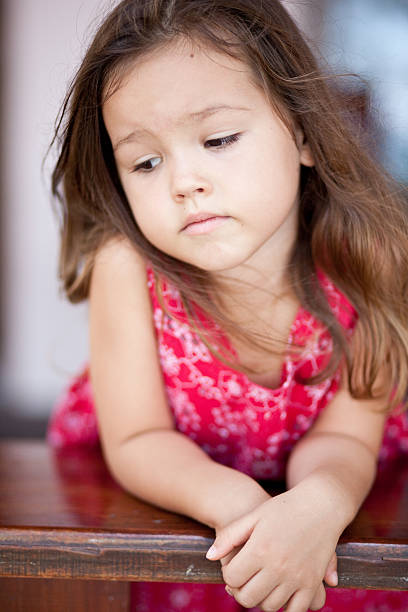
[331, 571, 338, 586]
[225, 586, 233, 596]
[206, 545, 217, 560]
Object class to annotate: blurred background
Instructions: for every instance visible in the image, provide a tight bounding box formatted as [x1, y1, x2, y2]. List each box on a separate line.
[0, 0, 407, 437]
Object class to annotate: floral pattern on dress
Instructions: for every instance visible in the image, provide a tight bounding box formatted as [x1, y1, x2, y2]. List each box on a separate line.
[48, 265, 408, 612]
[146, 268, 352, 481]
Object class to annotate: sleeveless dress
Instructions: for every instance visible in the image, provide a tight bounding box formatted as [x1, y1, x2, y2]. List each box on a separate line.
[48, 265, 408, 612]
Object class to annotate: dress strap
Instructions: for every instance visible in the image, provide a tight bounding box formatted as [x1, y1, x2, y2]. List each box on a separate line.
[317, 269, 358, 332]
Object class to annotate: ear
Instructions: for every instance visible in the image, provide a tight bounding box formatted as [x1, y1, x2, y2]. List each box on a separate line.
[296, 127, 315, 168]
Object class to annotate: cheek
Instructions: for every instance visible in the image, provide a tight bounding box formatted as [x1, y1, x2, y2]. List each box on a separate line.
[236, 143, 300, 206]
[119, 185, 150, 237]
[128, 202, 153, 237]
[127, 196, 170, 250]
[267, 136, 301, 188]
[121, 178, 153, 225]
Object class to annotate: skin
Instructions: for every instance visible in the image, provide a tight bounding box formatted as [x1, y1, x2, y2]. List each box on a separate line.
[91, 36, 388, 612]
[103, 37, 314, 298]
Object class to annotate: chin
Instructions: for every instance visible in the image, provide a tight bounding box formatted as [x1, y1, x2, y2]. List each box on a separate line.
[186, 252, 252, 273]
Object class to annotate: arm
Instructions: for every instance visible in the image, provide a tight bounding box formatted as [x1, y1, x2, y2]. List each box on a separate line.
[89, 238, 269, 530]
[206, 360, 388, 611]
[286, 371, 387, 531]
[108, 428, 270, 528]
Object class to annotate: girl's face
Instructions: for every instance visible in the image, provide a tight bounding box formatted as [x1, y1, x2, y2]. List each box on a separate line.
[103, 37, 314, 277]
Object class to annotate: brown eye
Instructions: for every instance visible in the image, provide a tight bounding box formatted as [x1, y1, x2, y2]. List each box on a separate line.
[205, 133, 241, 149]
[133, 157, 161, 173]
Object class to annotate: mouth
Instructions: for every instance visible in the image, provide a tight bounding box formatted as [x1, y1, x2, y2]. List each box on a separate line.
[181, 213, 230, 235]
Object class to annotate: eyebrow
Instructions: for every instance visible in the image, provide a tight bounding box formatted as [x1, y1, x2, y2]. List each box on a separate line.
[113, 104, 251, 151]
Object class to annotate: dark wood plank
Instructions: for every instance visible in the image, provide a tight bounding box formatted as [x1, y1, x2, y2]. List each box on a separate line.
[0, 527, 219, 583]
[0, 578, 130, 612]
[0, 440, 407, 589]
[336, 456, 408, 590]
[0, 440, 219, 583]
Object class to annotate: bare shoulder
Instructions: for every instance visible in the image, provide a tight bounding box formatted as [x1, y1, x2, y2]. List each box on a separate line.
[90, 236, 152, 327]
[89, 236, 174, 454]
[92, 235, 147, 287]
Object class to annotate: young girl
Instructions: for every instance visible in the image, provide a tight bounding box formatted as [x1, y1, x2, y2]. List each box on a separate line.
[47, 1, 408, 610]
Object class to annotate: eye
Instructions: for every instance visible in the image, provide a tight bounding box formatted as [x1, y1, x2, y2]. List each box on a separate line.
[204, 133, 241, 149]
[132, 156, 161, 173]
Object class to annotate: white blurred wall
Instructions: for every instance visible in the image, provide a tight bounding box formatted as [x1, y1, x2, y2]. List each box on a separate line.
[0, 1, 313, 418]
[0, 0, 118, 416]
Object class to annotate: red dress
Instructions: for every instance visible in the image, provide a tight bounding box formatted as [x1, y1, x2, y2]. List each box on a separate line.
[48, 266, 408, 611]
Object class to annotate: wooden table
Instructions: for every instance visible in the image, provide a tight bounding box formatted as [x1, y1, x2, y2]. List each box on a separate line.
[0, 440, 407, 611]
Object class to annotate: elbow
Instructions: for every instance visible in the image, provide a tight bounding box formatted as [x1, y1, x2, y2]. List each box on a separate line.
[100, 426, 176, 494]
[287, 430, 378, 488]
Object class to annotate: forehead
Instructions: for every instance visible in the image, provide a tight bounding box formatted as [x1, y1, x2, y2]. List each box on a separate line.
[102, 37, 267, 135]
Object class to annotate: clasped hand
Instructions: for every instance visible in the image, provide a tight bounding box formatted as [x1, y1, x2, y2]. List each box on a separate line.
[206, 488, 340, 611]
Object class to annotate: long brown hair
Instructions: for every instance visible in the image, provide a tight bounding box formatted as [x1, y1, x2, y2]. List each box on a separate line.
[51, 0, 408, 409]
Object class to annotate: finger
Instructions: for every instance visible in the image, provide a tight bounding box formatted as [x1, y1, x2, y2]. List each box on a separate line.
[206, 515, 255, 561]
[225, 569, 279, 609]
[284, 588, 322, 612]
[220, 546, 243, 567]
[221, 543, 262, 589]
[309, 583, 326, 610]
[257, 583, 294, 612]
[323, 552, 338, 587]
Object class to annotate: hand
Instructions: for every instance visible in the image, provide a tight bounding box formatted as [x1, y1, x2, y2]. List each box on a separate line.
[215, 514, 338, 594]
[206, 485, 343, 611]
[323, 552, 338, 588]
[219, 551, 337, 610]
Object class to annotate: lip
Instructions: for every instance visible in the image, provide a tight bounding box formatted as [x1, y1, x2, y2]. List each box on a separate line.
[181, 212, 230, 234]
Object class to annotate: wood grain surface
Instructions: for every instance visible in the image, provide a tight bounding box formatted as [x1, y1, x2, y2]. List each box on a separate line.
[0, 440, 407, 590]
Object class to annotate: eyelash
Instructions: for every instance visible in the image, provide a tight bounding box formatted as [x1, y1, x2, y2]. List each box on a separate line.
[132, 132, 241, 173]
[204, 133, 241, 149]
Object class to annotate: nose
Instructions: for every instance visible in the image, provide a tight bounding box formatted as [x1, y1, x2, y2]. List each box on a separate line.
[170, 159, 212, 203]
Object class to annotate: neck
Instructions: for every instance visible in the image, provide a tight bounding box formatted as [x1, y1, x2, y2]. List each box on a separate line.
[209, 206, 299, 321]
[211, 265, 295, 330]
[212, 247, 295, 318]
